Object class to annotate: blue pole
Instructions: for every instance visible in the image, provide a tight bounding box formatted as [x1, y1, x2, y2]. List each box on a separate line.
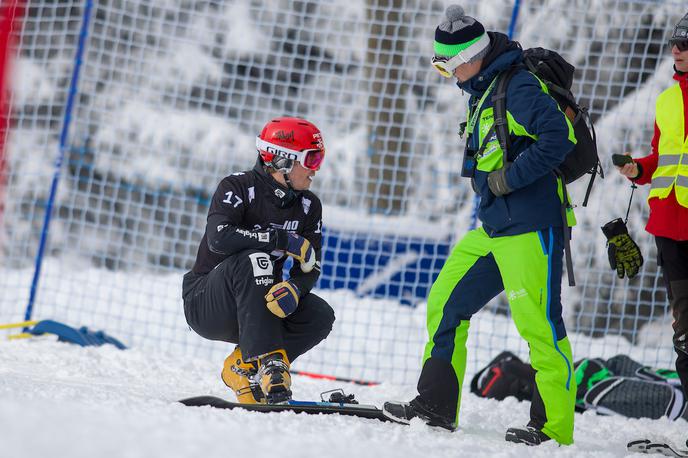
[508, 0, 521, 40]
[24, 0, 93, 321]
[468, 0, 521, 230]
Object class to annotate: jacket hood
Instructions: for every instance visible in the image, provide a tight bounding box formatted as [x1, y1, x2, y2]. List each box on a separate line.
[457, 32, 523, 96]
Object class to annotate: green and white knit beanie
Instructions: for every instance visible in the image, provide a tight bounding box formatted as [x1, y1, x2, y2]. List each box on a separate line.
[434, 5, 491, 63]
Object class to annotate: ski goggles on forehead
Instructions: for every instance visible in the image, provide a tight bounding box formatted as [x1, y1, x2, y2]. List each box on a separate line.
[255, 137, 325, 170]
[670, 38, 688, 52]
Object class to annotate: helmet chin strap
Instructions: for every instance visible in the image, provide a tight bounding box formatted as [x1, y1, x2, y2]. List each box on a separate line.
[278, 171, 298, 208]
[283, 171, 293, 189]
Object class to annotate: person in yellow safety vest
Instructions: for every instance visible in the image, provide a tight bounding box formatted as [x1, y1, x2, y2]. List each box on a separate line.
[615, 11, 688, 409]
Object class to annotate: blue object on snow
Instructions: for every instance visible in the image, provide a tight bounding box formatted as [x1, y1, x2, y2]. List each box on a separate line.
[28, 320, 127, 350]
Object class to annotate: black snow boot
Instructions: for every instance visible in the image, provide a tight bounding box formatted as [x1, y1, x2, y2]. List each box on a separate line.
[505, 426, 552, 446]
[382, 398, 456, 431]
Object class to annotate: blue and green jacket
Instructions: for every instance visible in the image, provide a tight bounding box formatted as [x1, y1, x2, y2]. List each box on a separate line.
[460, 33, 577, 237]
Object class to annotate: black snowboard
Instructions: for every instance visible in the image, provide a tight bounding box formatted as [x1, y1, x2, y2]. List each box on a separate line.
[180, 395, 398, 423]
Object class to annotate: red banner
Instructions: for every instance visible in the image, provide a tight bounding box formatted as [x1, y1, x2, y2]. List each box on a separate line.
[0, 1, 26, 241]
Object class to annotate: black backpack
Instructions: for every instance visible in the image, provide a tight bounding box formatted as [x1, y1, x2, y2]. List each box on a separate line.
[492, 47, 604, 206]
[490, 48, 604, 286]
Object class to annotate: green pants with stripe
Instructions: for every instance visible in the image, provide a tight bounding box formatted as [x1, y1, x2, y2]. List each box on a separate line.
[415, 227, 575, 444]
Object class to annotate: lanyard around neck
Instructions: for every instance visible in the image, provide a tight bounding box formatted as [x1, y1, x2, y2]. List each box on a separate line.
[465, 77, 499, 139]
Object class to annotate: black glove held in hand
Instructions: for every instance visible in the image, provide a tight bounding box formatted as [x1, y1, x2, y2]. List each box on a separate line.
[487, 164, 512, 197]
[601, 218, 643, 279]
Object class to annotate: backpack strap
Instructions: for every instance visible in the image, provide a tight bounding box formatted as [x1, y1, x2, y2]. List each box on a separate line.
[558, 176, 576, 286]
[491, 66, 519, 168]
[546, 83, 577, 108]
[579, 106, 603, 207]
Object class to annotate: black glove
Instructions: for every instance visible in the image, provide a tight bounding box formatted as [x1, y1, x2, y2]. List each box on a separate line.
[601, 218, 643, 279]
[487, 164, 512, 197]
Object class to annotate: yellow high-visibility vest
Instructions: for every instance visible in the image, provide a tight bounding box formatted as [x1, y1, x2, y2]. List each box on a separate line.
[650, 83, 688, 207]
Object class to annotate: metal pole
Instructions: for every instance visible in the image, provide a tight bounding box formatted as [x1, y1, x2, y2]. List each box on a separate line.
[24, 0, 94, 321]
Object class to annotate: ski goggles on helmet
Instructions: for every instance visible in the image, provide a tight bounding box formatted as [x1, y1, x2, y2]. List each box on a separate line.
[255, 137, 325, 171]
[670, 38, 688, 52]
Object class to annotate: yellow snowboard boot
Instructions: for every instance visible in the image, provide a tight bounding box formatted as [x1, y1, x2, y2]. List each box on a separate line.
[256, 349, 292, 404]
[221, 346, 266, 404]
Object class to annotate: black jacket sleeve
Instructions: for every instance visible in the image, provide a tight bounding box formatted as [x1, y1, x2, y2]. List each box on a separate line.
[287, 195, 323, 296]
[205, 177, 280, 256]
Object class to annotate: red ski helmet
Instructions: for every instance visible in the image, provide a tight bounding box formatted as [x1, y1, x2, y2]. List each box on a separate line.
[256, 117, 325, 173]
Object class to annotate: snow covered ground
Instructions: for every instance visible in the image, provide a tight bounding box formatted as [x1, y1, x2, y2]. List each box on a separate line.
[0, 338, 685, 458]
[2, 2, 687, 456]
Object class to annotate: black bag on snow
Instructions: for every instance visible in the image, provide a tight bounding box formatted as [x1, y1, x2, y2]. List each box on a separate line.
[472, 352, 688, 421]
[470, 351, 535, 402]
[575, 356, 687, 421]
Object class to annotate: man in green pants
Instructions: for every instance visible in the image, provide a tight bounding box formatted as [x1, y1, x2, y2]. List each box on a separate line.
[383, 5, 577, 446]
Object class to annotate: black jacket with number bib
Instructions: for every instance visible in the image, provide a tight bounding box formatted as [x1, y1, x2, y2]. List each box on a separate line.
[182, 159, 323, 301]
